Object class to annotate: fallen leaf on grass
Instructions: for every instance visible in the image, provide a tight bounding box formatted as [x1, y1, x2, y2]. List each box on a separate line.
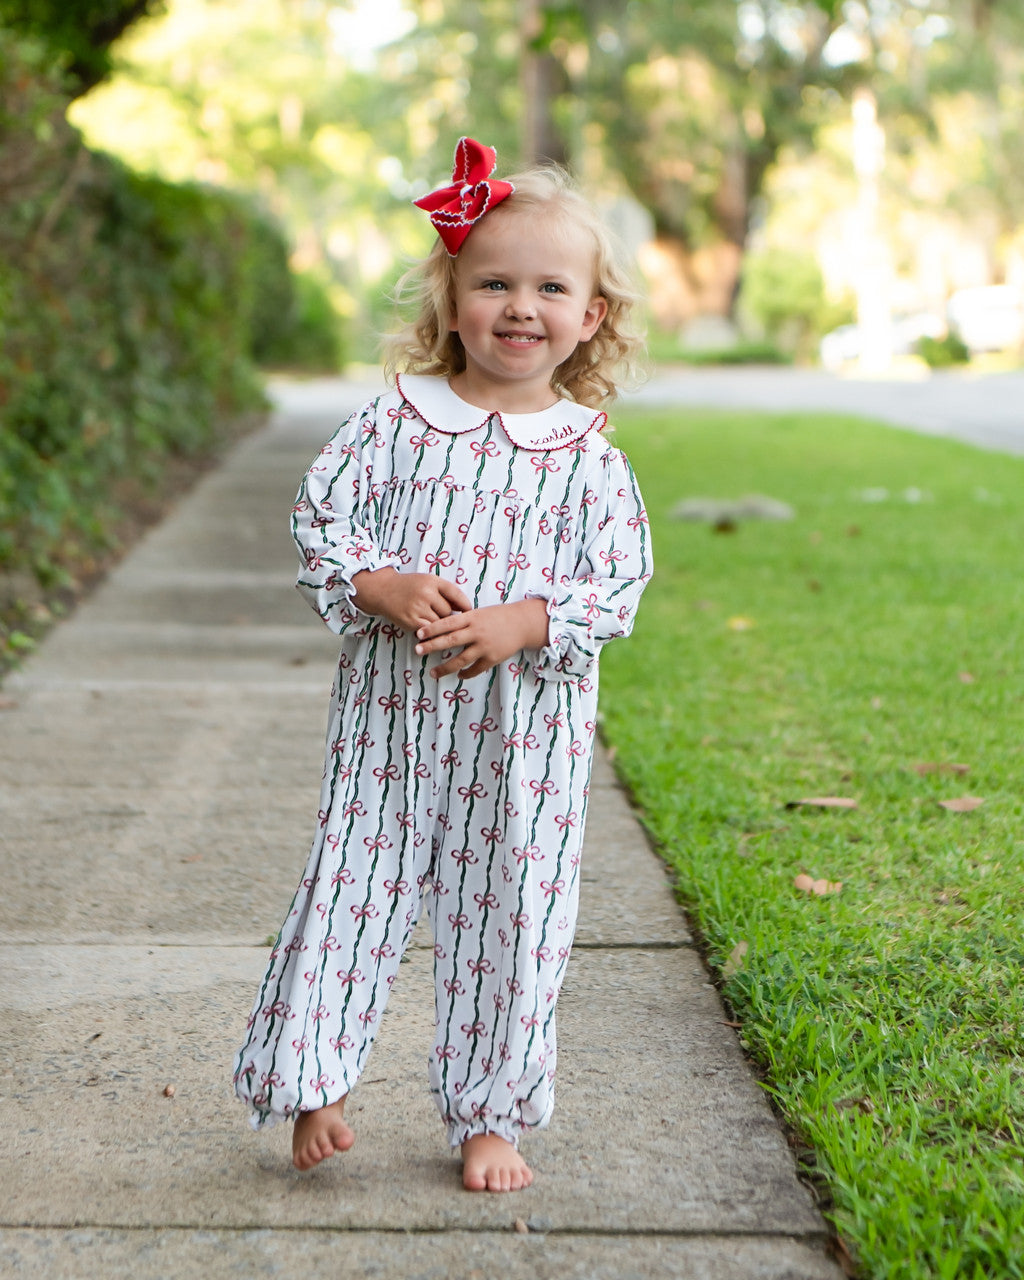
[912, 762, 970, 776]
[938, 796, 985, 812]
[786, 796, 858, 810]
[722, 941, 748, 980]
[794, 873, 843, 896]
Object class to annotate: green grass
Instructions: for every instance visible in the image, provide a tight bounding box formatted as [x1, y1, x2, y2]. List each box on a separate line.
[599, 408, 1024, 1280]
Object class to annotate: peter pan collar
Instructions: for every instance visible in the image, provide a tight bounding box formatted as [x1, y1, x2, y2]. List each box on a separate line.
[395, 373, 606, 451]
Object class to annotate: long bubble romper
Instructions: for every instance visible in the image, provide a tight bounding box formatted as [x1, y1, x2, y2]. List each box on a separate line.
[234, 374, 651, 1150]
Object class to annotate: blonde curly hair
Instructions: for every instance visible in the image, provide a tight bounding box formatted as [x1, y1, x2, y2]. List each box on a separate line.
[383, 165, 645, 409]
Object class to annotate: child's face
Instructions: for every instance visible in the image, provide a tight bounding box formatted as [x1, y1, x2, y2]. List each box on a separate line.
[449, 209, 608, 410]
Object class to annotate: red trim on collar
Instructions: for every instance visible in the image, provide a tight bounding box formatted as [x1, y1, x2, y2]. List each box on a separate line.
[498, 411, 606, 451]
[396, 373, 488, 435]
[394, 374, 606, 451]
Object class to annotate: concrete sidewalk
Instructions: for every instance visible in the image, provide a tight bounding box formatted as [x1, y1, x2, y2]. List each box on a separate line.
[0, 381, 842, 1279]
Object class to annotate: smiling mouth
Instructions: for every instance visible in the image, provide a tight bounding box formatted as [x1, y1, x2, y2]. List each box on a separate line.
[497, 333, 543, 344]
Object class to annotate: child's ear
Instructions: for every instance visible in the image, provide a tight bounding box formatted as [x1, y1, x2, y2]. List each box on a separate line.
[580, 296, 608, 341]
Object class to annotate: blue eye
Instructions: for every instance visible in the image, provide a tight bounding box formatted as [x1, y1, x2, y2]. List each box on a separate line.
[541, 282, 565, 294]
[483, 280, 506, 291]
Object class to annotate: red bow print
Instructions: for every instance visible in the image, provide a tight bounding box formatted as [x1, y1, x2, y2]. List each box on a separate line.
[413, 137, 515, 256]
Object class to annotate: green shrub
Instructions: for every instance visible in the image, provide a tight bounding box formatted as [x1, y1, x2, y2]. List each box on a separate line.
[0, 28, 318, 591]
[917, 332, 970, 368]
[740, 249, 855, 361]
[257, 265, 344, 371]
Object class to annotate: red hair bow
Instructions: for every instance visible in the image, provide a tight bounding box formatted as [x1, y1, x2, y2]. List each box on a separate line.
[413, 137, 515, 256]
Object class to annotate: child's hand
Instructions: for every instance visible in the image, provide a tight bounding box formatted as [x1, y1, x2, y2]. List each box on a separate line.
[414, 599, 550, 679]
[351, 567, 473, 632]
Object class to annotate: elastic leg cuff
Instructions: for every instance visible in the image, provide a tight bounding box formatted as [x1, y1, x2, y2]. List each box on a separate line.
[448, 1116, 521, 1150]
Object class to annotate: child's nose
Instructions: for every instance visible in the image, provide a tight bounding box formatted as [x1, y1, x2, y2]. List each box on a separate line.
[504, 289, 536, 319]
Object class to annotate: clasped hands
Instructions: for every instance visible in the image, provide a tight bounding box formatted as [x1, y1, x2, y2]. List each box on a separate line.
[351, 567, 549, 680]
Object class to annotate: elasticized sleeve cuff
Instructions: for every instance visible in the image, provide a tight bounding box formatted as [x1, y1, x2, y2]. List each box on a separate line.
[297, 547, 404, 636]
[525, 591, 598, 682]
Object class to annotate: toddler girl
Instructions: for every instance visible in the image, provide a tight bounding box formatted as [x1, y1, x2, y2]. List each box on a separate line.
[233, 137, 652, 1193]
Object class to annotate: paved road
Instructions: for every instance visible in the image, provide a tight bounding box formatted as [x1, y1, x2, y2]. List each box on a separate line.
[626, 365, 1024, 454]
[272, 364, 1024, 455]
[0, 378, 842, 1279]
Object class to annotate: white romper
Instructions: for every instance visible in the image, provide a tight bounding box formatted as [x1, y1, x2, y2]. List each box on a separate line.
[234, 374, 651, 1149]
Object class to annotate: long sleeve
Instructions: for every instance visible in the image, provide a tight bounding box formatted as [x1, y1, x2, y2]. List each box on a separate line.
[530, 446, 652, 682]
[292, 400, 402, 636]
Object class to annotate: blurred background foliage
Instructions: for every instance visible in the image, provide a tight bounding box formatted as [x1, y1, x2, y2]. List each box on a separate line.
[64, 0, 1024, 358]
[0, 4, 338, 613]
[2, 0, 1024, 614]
[0, 0, 161, 92]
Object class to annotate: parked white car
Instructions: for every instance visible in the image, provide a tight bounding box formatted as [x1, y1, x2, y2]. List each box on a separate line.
[946, 286, 1024, 354]
[819, 312, 945, 370]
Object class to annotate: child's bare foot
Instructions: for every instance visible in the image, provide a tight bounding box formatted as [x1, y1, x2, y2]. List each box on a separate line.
[292, 1096, 354, 1171]
[461, 1133, 533, 1192]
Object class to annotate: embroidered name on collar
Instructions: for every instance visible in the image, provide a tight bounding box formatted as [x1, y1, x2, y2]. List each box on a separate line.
[394, 374, 606, 452]
[528, 422, 582, 448]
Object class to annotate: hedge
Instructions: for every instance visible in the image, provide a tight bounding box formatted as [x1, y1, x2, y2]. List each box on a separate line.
[0, 30, 336, 596]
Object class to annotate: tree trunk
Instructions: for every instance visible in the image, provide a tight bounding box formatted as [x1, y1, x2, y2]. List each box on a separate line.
[519, 0, 568, 166]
